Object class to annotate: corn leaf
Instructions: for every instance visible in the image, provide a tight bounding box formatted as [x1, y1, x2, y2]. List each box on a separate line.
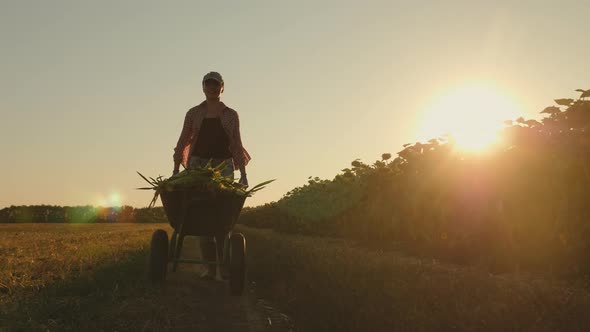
[246, 179, 276, 194]
[137, 166, 275, 207]
[137, 171, 156, 187]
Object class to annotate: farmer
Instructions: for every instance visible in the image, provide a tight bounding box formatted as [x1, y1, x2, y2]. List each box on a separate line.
[173, 71, 251, 280]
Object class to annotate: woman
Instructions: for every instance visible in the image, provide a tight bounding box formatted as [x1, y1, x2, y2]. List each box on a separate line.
[173, 71, 251, 280]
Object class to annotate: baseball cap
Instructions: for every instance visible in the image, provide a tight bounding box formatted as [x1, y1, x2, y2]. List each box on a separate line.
[202, 71, 224, 84]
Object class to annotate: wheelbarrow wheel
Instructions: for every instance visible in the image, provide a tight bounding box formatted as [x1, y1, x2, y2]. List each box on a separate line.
[228, 233, 246, 296]
[149, 229, 168, 282]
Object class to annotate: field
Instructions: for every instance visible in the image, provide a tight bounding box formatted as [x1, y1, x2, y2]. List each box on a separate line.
[2, 223, 590, 331]
[245, 228, 590, 331]
[0, 223, 291, 331]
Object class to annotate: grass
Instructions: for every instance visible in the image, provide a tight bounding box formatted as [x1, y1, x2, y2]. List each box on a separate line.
[0, 223, 171, 331]
[238, 225, 590, 332]
[2, 223, 590, 331]
[0, 223, 288, 332]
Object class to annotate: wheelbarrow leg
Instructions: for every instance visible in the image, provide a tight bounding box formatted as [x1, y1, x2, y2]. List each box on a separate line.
[220, 232, 232, 280]
[172, 192, 188, 272]
[222, 231, 232, 264]
[172, 234, 185, 272]
[169, 230, 178, 260]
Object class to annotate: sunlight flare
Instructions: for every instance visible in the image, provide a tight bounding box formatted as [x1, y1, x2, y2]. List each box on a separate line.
[109, 192, 122, 207]
[418, 83, 522, 152]
[94, 191, 123, 207]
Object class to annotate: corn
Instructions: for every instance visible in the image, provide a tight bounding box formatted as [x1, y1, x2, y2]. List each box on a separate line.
[137, 165, 275, 208]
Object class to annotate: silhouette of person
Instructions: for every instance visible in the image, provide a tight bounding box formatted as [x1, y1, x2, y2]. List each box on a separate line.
[173, 71, 251, 279]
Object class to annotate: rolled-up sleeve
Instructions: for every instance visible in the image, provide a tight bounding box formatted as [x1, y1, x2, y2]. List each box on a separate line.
[173, 110, 193, 164]
[231, 111, 251, 169]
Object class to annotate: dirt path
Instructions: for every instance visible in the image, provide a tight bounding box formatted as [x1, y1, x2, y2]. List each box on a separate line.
[156, 264, 293, 331]
[117, 236, 295, 332]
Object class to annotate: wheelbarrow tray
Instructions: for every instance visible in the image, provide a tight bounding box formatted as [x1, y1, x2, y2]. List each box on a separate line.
[160, 189, 246, 237]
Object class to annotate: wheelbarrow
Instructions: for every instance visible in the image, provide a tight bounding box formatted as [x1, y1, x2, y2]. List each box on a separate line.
[148, 188, 247, 296]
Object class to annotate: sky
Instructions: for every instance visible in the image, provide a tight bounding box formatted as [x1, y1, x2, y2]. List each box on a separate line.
[1, 0, 589, 209]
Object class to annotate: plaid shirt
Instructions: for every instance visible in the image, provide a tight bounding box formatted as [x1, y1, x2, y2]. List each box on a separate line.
[173, 101, 251, 170]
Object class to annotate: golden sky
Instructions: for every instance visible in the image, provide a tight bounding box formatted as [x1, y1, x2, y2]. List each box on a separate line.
[1, 1, 588, 208]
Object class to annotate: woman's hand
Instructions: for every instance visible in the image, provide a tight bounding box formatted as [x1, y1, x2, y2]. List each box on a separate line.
[172, 161, 180, 176]
[239, 173, 248, 187]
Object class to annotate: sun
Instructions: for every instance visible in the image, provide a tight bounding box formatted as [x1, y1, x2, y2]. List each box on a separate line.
[417, 83, 522, 153]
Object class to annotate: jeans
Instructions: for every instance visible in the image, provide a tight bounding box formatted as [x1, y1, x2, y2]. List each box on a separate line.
[188, 156, 234, 275]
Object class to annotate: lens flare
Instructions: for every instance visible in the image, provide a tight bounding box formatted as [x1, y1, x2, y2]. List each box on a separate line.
[109, 192, 122, 207]
[94, 191, 123, 208]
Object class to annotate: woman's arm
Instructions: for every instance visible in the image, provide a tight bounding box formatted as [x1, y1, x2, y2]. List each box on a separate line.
[232, 111, 251, 171]
[173, 110, 193, 172]
[231, 111, 251, 185]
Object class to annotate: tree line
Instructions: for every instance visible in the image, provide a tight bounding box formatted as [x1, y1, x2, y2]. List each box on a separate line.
[0, 205, 167, 223]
